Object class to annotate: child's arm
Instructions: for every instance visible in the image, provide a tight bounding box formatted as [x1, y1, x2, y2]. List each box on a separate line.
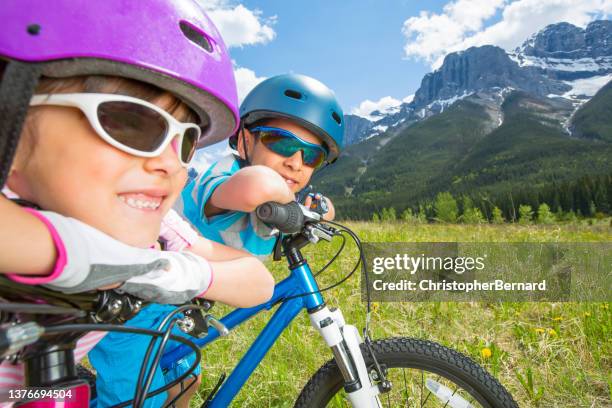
[1, 201, 272, 307]
[204, 257, 274, 307]
[205, 165, 294, 217]
[188, 237, 249, 261]
[160, 209, 275, 307]
[0, 203, 213, 303]
[0, 196, 57, 276]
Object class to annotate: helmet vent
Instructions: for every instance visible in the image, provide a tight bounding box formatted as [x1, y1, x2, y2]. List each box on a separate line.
[331, 111, 342, 125]
[180, 21, 213, 53]
[27, 24, 41, 35]
[284, 89, 303, 100]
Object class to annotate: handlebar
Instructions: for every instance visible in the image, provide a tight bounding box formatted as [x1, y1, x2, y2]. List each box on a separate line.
[256, 201, 321, 234]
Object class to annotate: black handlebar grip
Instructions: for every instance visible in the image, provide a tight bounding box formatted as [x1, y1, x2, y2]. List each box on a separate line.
[256, 201, 304, 234]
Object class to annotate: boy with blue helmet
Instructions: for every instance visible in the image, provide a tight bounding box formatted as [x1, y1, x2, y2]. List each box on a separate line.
[177, 73, 345, 257]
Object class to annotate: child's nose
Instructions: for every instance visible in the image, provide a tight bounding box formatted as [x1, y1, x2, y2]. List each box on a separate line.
[285, 150, 304, 170]
[144, 134, 183, 175]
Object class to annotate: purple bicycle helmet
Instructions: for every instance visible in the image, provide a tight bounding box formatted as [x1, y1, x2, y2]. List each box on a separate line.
[0, 0, 239, 148]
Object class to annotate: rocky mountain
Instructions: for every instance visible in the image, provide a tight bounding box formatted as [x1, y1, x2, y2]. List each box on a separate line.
[345, 20, 612, 145]
[518, 20, 611, 60]
[344, 114, 375, 145]
[318, 20, 612, 219]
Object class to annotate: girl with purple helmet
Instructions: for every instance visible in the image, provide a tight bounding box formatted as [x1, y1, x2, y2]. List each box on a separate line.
[0, 0, 274, 406]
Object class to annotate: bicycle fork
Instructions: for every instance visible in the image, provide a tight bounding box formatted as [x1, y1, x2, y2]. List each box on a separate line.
[309, 306, 382, 408]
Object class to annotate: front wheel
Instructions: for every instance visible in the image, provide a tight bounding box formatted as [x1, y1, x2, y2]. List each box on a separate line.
[295, 337, 518, 408]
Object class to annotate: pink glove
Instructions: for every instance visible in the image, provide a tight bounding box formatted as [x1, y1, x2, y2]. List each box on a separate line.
[160, 209, 200, 251]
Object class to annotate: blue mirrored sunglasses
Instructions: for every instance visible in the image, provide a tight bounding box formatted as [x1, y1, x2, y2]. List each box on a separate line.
[249, 126, 328, 169]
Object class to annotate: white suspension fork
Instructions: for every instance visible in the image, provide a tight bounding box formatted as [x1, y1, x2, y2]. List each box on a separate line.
[309, 306, 382, 408]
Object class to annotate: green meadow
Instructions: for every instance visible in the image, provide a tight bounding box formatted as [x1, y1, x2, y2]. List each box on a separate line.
[192, 221, 611, 407]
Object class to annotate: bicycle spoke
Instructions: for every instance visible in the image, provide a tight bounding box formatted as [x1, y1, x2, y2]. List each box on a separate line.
[317, 351, 509, 408]
[420, 374, 440, 407]
[441, 386, 458, 408]
[402, 368, 409, 407]
[420, 370, 424, 407]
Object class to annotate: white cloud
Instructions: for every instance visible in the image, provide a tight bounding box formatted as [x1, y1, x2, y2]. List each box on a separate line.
[403, 0, 612, 69]
[197, 0, 276, 48]
[234, 66, 267, 102]
[192, 142, 234, 173]
[351, 96, 411, 121]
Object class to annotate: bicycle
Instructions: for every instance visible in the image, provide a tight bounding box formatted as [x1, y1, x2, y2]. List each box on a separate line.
[0, 201, 519, 407]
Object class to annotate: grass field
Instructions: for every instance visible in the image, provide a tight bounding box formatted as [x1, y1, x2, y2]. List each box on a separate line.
[191, 221, 611, 407]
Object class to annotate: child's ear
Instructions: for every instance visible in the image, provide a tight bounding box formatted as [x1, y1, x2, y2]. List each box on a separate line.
[237, 130, 255, 160]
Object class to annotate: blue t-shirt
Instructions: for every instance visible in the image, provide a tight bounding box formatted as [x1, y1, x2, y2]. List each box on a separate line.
[90, 304, 200, 408]
[175, 154, 278, 258]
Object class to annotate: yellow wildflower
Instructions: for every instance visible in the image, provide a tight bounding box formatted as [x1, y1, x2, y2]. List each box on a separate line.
[548, 328, 557, 336]
[534, 328, 545, 334]
[583, 312, 591, 317]
[480, 348, 492, 359]
[552, 317, 563, 321]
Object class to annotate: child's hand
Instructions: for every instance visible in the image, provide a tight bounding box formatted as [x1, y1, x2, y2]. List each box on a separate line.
[160, 209, 199, 251]
[321, 196, 335, 221]
[117, 251, 213, 304]
[303, 193, 335, 221]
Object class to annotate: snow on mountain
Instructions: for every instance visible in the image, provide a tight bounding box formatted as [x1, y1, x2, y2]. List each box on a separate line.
[508, 54, 612, 73]
[562, 73, 612, 98]
[343, 20, 612, 147]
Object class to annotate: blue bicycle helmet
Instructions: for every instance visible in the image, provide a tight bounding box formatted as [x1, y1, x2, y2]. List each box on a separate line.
[232, 74, 345, 163]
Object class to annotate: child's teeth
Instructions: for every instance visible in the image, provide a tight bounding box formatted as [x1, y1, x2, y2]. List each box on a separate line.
[121, 195, 160, 210]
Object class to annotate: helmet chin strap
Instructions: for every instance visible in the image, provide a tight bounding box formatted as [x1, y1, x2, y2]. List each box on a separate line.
[0, 61, 42, 187]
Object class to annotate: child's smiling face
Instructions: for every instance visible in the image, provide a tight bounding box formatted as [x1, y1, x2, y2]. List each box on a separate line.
[240, 118, 325, 193]
[8, 91, 191, 248]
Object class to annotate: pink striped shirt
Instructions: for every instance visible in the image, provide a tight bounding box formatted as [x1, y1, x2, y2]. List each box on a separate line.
[0, 331, 107, 407]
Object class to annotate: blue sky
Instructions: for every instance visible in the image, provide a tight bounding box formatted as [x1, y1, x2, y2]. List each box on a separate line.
[201, 0, 610, 117]
[194, 0, 611, 167]
[229, 0, 448, 111]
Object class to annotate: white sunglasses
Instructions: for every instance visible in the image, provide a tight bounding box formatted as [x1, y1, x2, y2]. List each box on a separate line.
[30, 93, 202, 167]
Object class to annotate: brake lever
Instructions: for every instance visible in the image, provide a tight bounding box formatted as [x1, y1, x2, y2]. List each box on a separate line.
[273, 235, 283, 261]
[304, 224, 334, 244]
[299, 203, 322, 224]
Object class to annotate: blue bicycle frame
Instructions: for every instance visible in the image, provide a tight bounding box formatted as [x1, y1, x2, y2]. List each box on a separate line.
[160, 260, 324, 407]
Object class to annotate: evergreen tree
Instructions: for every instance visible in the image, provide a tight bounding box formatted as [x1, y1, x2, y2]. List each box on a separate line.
[491, 206, 505, 224]
[518, 204, 533, 225]
[381, 207, 397, 222]
[401, 207, 425, 223]
[459, 196, 486, 223]
[401, 208, 414, 222]
[537, 203, 555, 224]
[434, 192, 458, 223]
